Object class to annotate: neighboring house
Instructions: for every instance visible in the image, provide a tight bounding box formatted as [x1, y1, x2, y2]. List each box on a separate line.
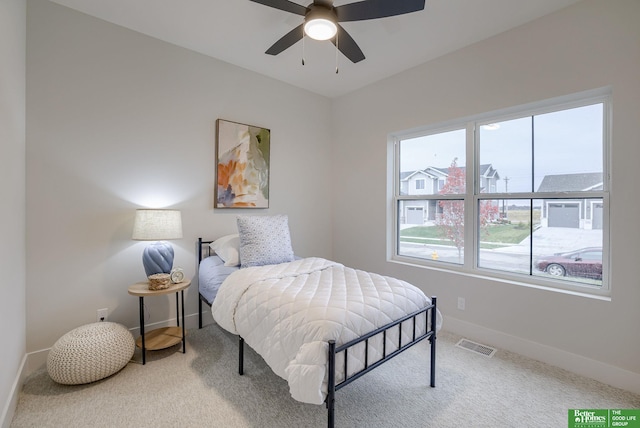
[399, 167, 448, 224]
[478, 164, 500, 193]
[400, 164, 500, 225]
[400, 167, 448, 196]
[537, 172, 603, 229]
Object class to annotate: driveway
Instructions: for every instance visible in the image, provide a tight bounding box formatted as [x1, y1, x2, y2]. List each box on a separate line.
[498, 227, 602, 256]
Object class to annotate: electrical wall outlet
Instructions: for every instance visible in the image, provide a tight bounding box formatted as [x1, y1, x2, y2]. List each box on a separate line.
[97, 308, 108, 322]
[457, 297, 466, 310]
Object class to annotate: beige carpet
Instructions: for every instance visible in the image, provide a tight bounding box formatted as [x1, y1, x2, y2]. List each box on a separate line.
[11, 325, 640, 427]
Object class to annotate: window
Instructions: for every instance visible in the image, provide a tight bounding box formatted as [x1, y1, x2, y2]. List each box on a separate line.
[392, 89, 609, 294]
[415, 179, 425, 190]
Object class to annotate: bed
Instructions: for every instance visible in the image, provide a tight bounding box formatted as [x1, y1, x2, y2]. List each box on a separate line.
[197, 215, 441, 428]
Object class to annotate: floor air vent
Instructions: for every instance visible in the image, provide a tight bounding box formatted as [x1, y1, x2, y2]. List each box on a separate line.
[455, 339, 497, 358]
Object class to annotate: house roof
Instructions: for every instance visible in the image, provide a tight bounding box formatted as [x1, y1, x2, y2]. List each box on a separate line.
[401, 164, 498, 180]
[400, 170, 433, 181]
[479, 164, 499, 179]
[536, 172, 603, 192]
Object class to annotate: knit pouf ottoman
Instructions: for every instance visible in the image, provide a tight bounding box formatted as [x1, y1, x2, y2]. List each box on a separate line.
[47, 322, 135, 385]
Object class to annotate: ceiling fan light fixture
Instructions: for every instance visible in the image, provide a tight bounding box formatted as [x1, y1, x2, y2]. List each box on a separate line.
[304, 18, 337, 40]
[304, 7, 337, 41]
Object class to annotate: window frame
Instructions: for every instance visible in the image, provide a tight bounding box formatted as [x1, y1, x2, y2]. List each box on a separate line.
[389, 88, 611, 297]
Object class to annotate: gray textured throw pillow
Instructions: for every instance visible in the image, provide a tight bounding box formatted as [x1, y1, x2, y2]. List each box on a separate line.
[237, 215, 295, 267]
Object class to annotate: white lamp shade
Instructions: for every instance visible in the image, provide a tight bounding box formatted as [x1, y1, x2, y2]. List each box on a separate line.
[132, 209, 183, 241]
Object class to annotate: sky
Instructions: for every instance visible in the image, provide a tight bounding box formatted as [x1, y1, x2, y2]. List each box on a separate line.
[399, 103, 603, 193]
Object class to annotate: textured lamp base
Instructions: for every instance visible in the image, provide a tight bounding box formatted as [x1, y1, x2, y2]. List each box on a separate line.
[142, 241, 174, 276]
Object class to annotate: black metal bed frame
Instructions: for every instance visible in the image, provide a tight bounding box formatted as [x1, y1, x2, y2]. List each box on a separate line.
[197, 238, 437, 428]
[327, 300, 437, 427]
[197, 238, 214, 329]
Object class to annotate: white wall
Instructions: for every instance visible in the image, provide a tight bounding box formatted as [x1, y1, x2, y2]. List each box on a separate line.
[25, 0, 333, 353]
[0, 0, 26, 426]
[331, 0, 640, 392]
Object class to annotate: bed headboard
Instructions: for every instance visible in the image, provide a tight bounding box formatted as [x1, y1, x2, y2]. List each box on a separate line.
[197, 237, 214, 262]
[196, 238, 216, 325]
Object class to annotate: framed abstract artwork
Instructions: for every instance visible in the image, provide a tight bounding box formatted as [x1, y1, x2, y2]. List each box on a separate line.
[215, 119, 270, 208]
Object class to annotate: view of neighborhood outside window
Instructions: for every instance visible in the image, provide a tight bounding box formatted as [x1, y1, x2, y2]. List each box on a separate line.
[398, 129, 466, 264]
[395, 95, 607, 291]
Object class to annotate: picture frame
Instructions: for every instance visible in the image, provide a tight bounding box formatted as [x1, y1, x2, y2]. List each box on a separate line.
[215, 119, 270, 209]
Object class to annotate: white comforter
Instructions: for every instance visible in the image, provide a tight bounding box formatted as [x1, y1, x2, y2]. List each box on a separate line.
[211, 257, 442, 405]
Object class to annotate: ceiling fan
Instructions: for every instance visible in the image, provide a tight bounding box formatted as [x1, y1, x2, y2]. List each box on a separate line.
[249, 0, 426, 64]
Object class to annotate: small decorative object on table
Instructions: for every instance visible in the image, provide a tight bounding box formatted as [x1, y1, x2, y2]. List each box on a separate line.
[170, 267, 184, 283]
[147, 273, 170, 290]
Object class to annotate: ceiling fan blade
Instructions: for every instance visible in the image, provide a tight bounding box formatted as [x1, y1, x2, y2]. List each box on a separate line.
[332, 24, 365, 63]
[248, 0, 306, 16]
[265, 24, 304, 56]
[335, 0, 425, 22]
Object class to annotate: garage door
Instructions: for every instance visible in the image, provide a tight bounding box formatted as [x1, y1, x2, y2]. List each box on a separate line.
[406, 207, 424, 224]
[548, 203, 579, 228]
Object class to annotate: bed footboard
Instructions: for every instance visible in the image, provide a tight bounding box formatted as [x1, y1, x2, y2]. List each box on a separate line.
[326, 297, 437, 428]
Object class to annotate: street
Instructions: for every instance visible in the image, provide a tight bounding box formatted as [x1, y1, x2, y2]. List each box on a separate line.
[398, 227, 603, 284]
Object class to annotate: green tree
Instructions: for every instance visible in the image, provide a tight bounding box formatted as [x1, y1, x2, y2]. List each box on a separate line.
[436, 158, 499, 261]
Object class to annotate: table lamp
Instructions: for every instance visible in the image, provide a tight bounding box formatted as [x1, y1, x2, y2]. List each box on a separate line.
[132, 209, 183, 277]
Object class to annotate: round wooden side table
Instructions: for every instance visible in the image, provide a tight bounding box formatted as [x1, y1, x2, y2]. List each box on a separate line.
[127, 280, 190, 364]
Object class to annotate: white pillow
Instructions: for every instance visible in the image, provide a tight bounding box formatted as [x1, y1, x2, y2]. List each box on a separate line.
[237, 215, 295, 268]
[209, 234, 240, 267]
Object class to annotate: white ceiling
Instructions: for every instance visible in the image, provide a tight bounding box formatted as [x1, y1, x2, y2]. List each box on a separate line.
[49, 0, 581, 98]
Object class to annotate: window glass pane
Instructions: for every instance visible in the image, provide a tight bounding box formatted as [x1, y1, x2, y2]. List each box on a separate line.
[399, 129, 466, 196]
[534, 104, 603, 192]
[477, 198, 603, 287]
[532, 198, 603, 286]
[477, 199, 538, 274]
[398, 200, 464, 264]
[479, 117, 532, 193]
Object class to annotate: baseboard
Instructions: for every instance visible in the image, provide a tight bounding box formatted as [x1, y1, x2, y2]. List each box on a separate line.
[443, 316, 640, 395]
[1, 354, 27, 428]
